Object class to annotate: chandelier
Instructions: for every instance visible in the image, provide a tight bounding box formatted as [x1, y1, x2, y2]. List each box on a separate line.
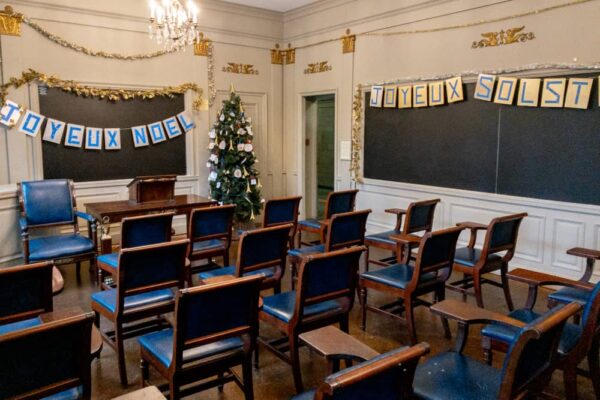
[149, 0, 200, 51]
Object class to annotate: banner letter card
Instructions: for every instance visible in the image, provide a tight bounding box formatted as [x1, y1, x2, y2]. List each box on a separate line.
[370, 86, 383, 107]
[148, 121, 167, 144]
[85, 127, 103, 150]
[0, 100, 23, 127]
[65, 124, 84, 147]
[541, 78, 566, 108]
[564, 77, 593, 109]
[383, 86, 397, 108]
[413, 83, 428, 108]
[517, 78, 541, 107]
[176, 111, 195, 132]
[397, 85, 412, 108]
[43, 118, 66, 143]
[131, 125, 149, 147]
[104, 128, 121, 150]
[494, 77, 518, 105]
[445, 77, 464, 103]
[163, 116, 182, 138]
[474, 74, 496, 101]
[18, 110, 45, 137]
[429, 81, 445, 106]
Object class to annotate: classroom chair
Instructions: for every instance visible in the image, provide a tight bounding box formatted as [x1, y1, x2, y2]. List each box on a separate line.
[240, 196, 302, 249]
[291, 343, 430, 400]
[97, 212, 174, 289]
[412, 301, 581, 400]
[198, 224, 292, 293]
[297, 189, 358, 247]
[446, 212, 528, 310]
[17, 179, 97, 276]
[91, 239, 189, 387]
[258, 246, 364, 393]
[359, 227, 463, 344]
[139, 275, 262, 400]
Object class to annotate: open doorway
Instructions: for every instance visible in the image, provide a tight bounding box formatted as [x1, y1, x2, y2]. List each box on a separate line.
[304, 94, 335, 220]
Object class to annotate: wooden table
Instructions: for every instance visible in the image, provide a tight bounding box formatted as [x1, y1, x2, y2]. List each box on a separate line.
[38, 307, 103, 358]
[85, 194, 214, 253]
[299, 326, 379, 373]
[112, 386, 166, 400]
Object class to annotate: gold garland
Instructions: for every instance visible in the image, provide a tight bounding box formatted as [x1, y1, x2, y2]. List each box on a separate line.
[350, 85, 363, 183]
[1, 69, 203, 111]
[207, 41, 217, 107]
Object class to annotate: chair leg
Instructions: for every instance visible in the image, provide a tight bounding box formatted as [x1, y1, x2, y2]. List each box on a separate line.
[500, 264, 514, 311]
[140, 359, 149, 388]
[289, 334, 304, 393]
[482, 337, 493, 365]
[169, 379, 180, 400]
[242, 355, 255, 400]
[563, 365, 579, 400]
[364, 247, 370, 273]
[290, 262, 297, 290]
[115, 324, 128, 387]
[461, 273, 469, 302]
[473, 274, 485, 308]
[253, 343, 260, 369]
[298, 231, 302, 248]
[404, 297, 418, 345]
[218, 373, 225, 392]
[76, 262, 81, 277]
[360, 287, 368, 330]
[223, 251, 230, 267]
[436, 287, 451, 339]
[339, 315, 349, 333]
[588, 338, 600, 399]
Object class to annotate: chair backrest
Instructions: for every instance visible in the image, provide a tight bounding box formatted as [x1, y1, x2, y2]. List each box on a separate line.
[120, 213, 174, 249]
[294, 246, 365, 324]
[499, 302, 580, 399]
[402, 199, 440, 234]
[324, 190, 359, 219]
[314, 343, 430, 400]
[263, 196, 302, 230]
[18, 179, 76, 227]
[326, 210, 371, 252]
[188, 204, 235, 246]
[236, 224, 292, 277]
[116, 239, 189, 314]
[411, 227, 463, 288]
[172, 275, 262, 371]
[0, 262, 53, 325]
[0, 311, 93, 399]
[483, 213, 528, 257]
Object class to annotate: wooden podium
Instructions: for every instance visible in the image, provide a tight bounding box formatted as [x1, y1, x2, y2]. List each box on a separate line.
[127, 175, 177, 203]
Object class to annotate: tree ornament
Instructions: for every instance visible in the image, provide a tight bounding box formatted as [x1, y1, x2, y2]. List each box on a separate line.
[237, 143, 245, 151]
[208, 142, 215, 150]
[209, 129, 216, 139]
[244, 143, 253, 152]
[246, 181, 251, 193]
[219, 113, 225, 122]
[229, 140, 234, 150]
[237, 127, 245, 135]
[219, 140, 226, 150]
[234, 169, 242, 178]
[256, 179, 262, 188]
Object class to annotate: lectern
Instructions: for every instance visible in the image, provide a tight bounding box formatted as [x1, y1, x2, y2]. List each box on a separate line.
[127, 175, 177, 203]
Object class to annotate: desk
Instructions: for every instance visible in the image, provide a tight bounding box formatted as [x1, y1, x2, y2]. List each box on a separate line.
[85, 194, 214, 253]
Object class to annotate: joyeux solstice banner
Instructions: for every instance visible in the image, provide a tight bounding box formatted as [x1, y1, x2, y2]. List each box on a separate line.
[0, 99, 195, 150]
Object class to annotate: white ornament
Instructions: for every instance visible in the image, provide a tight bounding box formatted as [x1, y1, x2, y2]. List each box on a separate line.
[237, 143, 245, 151]
[219, 113, 225, 122]
[206, 162, 211, 168]
[209, 129, 216, 139]
[229, 111, 235, 117]
[219, 140, 226, 150]
[244, 143, 253, 152]
[208, 142, 215, 150]
[234, 169, 242, 178]
[247, 127, 253, 136]
[237, 128, 245, 135]
[209, 154, 218, 162]
[216, 182, 221, 189]
[250, 178, 257, 185]
[209, 171, 218, 181]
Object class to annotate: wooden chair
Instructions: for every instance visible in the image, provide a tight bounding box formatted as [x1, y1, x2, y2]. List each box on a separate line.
[91, 239, 189, 387]
[261, 196, 302, 249]
[446, 212, 528, 310]
[359, 227, 463, 345]
[481, 276, 600, 399]
[188, 204, 235, 274]
[413, 300, 581, 400]
[98, 213, 174, 289]
[139, 275, 262, 400]
[297, 189, 358, 247]
[291, 343, 430, 400]
[364, 198, 440, 269]
[0, 261, 53, 331]
[17, 179, 97, 276]
[0, 310, 94, 399]
[289, 209, 371, 289]
[258, 246, 364, 393]
[198, 224, 292, 293]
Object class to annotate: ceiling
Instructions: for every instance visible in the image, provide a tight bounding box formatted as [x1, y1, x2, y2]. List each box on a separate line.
[220, 0, 321, 12]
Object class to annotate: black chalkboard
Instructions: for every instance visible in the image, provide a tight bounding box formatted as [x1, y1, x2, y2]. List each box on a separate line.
[39, 87, 187, 182]
[363, 75, 600, 205]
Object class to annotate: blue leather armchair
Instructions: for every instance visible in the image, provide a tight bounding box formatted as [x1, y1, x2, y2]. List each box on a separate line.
[17, 179, 97, 276]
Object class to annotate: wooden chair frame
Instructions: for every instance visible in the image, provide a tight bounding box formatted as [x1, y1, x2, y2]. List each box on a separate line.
[365, 198, 440, 269]
[360, 227, 463, 344]
[263, 196, 302, 249]
[17, 180, 98, 276]
[258, 246, 365, 394]
[92, 239, 188, 387]
[447, 212, 528, 310]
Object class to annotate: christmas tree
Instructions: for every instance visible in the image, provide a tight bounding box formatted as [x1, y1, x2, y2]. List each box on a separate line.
[207, 88, 263, 222]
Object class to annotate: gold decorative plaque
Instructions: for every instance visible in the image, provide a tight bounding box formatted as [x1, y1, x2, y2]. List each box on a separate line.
[304, 61, 332, 74]
[342, 34, 356, 53]
[222, 63, 259, 75]
[284, 48, 295, 65]
[194, 35, 211, 56]
[472, 26, 535, 48]
[0, 6, 23, 36]
[271, 49, 283, 65]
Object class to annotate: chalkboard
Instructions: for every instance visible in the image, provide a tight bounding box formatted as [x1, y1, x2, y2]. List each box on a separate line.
[363, 75, 600, 205]
[39, 87, 187, 182]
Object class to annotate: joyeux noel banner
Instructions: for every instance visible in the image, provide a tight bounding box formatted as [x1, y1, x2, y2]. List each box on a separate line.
[370, 75, 596, 110]
[0, 99, 195, 150]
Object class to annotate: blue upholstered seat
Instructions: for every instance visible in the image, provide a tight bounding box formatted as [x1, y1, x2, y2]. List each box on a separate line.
[138, 328, 244, 368]
[298, 218, 321, 230]
[198, 265, 275, 280]
[192, 239, 226, 252]
[42, 387, 83, 400]
[0, 317, 41, 335]
[481, 309, 583, 356]
[97, 252, 118, 269]
[291, 389, 316, 400]
[364, 230, 397, 246]
[262, 291, 343, 323]
[548, 287, 591, 305]
[360, 264, 436, 290]
[28, 234, 95, 262]
[91, 288, 174, 314]
[288, 244, 325, 258]
[413, 352, 502, 400]
[453, 247, 501, 268]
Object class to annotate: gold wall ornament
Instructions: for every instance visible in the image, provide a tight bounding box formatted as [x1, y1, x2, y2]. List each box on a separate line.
[472, 26, 535, 48]
[222, 63, 259, 75]
[194, 35, 211, 56]
[304, 61, 332, 74]
[350, 85, 363, 183]
[342, 34, 356, 53]
[207, 41, 217, 107]
[284, 48, 295, 65]
[271, 49, 284, 65]
[0, 69, 204, 111]
[0, 6, 23, 36]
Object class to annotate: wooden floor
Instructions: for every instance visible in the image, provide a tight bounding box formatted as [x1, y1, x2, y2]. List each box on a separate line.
[2, 246, 596, 399]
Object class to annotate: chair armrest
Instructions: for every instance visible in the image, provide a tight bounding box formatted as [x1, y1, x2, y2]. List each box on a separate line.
[75, 210, 96, 223]
[456, 221, 488, 230]
[508, 268, 594, 291]
[19, 217, 28, 233]
[385, 208, 406, 216]
[567, 247, 600, 261]
[430, 299, 526, 328]
[389, 233, 421, 246]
